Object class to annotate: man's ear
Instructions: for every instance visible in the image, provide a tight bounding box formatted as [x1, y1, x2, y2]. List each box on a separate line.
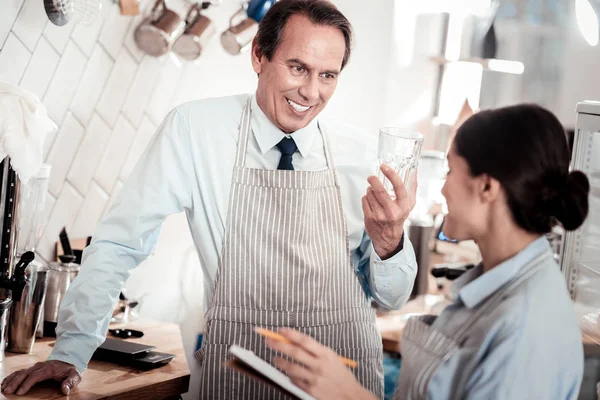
[251, 38, 263, 75]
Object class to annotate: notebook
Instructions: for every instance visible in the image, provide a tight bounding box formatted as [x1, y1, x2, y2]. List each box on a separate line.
[227, 345, 316, 400]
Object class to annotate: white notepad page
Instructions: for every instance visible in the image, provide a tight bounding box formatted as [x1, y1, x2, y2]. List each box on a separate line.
[228, 345, 316, 400]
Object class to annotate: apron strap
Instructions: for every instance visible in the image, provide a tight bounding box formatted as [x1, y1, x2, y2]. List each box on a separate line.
[318, 120, 335, 170]
[234, 96, 252, 168]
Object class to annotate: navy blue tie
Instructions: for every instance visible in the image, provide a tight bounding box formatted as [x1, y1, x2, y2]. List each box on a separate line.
[276, 137, 298, 170]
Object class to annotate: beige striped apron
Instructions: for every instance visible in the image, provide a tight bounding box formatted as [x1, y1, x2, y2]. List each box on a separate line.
[393, 252, 551, 400]
[195, 97, 384, 399]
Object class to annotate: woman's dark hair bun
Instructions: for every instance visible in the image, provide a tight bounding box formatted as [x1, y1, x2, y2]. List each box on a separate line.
[554, 170, 590, 231]
[539, 170, 590, 231]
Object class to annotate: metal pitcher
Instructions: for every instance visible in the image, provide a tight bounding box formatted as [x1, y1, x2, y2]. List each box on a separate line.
[43, 255, 80, 337]
[7, 261, 48, 353]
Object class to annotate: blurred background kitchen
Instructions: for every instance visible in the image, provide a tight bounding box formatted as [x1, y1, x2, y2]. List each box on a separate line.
[1, 0, 600, 398]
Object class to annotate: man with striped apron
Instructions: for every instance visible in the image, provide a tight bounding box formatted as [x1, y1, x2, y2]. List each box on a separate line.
[196, 97, 384, 398]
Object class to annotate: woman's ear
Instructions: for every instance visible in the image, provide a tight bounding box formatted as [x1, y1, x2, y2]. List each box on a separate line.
[479, 174, 501, 203]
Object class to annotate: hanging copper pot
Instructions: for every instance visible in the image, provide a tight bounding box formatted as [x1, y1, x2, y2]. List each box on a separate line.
[172, 3, 216, 60]
[134, 0, 186, 57]
[220, 6, 259, 55]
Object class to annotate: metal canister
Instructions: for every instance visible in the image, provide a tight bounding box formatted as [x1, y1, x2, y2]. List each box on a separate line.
[7, 261, 49, 353]
[0, 298, 12, 362]
[43, 255, 79, 337]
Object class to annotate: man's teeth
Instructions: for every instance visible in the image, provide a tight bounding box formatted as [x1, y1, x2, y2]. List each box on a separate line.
[287, 99, 310, 112]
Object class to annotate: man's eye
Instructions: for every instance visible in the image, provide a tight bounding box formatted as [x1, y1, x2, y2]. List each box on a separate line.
[292, 66, 305, 73]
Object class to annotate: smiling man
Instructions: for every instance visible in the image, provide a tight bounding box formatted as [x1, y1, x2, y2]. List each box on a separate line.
[2, 1, 417, 398]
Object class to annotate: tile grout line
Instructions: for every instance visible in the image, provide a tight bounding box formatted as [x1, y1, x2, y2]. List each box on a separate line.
[1, 0, 27, 49]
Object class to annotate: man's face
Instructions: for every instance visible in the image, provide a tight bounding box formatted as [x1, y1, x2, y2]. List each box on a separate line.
[251, 15, 346, 133]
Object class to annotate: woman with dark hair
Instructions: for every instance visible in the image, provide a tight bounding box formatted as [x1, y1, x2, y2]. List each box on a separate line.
[265, 104, 590, 400]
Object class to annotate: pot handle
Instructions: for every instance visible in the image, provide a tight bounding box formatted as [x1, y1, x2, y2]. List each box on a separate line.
[149, 0, 167, 21]
[184, 2, 202, 25]
[229, 4, 248, 28]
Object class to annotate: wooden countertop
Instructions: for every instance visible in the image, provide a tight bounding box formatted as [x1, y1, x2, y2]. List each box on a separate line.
[0, 319, 190, 400]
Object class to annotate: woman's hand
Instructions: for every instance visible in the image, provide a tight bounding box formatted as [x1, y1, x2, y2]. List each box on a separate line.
[264, 328, 377, 400]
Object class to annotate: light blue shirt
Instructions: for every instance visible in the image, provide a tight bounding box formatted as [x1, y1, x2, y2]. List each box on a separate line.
[427, 236, 583, 399]
[48, 93, 417, 373]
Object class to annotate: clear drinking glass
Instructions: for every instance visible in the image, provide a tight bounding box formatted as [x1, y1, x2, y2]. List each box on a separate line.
[377, 128, 424, 198]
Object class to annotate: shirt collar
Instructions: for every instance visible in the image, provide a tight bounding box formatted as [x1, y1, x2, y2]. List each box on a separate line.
[451, 236, 551, 309]
[250, 93, 319, 158]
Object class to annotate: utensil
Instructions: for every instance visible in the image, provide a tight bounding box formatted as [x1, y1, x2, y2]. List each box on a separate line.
[377, 128, 424, 199]
[44, 0, 102, 26]
[43, 0, 70, 26]
[59, 227, 74, 257]
[254, 327, 358, 368]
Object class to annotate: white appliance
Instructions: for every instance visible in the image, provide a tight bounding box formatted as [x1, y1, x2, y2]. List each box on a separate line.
[561, 101, 600, 345]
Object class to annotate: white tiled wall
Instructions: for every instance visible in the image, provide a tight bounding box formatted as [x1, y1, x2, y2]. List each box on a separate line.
[0, 0, 256, 266]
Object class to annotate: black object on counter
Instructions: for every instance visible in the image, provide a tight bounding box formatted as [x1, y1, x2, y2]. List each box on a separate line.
[59, 227, 74, 257]
[58, 254, 76, 264]
[0, 251, 36, 301]
[0, 159, 20, 278]
[109, 328, 145, 339]
[92, 338, 175, 370]
[431, 263, 475, 281]
[43, 320, 57, 337]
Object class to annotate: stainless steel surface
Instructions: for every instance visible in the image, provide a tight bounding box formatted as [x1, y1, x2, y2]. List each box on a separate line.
[43, 0, 70, 26]
[7, 262, 48, 353]
[35, 295, 45, 338]
[407, 221, 433, 298]
[0, 298, 12, 362]
[44, 258, 80, 325]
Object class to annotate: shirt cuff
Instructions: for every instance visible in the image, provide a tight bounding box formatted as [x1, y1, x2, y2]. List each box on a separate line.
[371, 232, 405, 262]
[369, 234, 417, 310]
[48, 335, 99, 375]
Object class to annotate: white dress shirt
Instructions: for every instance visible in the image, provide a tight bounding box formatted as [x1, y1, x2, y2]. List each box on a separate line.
[48, 93, 417, 373]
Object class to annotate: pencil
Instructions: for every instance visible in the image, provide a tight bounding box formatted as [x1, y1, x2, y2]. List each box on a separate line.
[254, 327, 359, 369]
